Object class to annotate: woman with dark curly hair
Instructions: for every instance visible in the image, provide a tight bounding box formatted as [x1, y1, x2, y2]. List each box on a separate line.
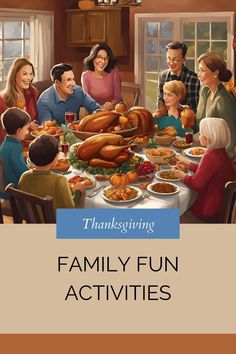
[81, 43, 122, 111]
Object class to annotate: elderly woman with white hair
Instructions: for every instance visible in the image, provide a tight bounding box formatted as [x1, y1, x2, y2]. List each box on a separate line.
[174, 118, 236, 223]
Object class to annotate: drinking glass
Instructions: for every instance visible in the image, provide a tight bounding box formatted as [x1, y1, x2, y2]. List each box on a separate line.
[65, 112, 76, 125]
[61, 142, 70, 156]
[185, 131, 193, 144]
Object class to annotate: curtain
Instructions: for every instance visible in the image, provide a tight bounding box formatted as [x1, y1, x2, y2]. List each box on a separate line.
[30, 13, 54, 81]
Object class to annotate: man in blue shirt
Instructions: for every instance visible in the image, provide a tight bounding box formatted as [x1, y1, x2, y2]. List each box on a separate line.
[37, 63, 101, 125]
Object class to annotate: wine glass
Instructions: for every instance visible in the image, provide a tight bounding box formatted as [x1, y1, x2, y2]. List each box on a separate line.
[65, 112, 76, 125]
[61, 142, 70, 155]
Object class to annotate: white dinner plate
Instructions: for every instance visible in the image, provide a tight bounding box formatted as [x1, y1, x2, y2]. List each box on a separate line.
[101, 185, 142, 203]
[69, 141, 83, 153]
[68, 174, 96, 189]
[184, 147, 207, 158]
[155, 170, 180, 182]
[147, 182, 180, 196]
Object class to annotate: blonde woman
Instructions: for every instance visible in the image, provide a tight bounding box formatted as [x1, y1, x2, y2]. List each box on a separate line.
[154, 80, 193, 137]
[197, 52, 236, 159]
[0, 57, 38, 143]
[174, 118, 236, 223]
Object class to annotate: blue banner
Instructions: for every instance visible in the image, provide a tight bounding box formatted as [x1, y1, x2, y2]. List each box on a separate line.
[56, 209, 179, 239]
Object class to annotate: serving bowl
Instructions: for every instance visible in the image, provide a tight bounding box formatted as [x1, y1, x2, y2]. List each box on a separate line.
[154, 134, 175, 146]
[145, 147, 175, 165]
[128, 135, 149, 152]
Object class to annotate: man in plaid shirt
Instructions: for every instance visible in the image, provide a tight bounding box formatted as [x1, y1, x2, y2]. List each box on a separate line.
[157, 41, 200, 112]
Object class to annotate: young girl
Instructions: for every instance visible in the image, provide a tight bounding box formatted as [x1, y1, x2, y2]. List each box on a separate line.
[174, 118, 236, 222]
[154, 80, 194, 137]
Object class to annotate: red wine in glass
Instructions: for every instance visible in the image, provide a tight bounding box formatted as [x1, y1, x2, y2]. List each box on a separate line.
[61, 142, 69, 155]
[65, 112, 76, 124]
[185, 131, 193, 144]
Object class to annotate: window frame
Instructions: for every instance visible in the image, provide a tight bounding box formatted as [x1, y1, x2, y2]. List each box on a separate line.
[135, 12, 234, 108]
[0, 8, 54, 85]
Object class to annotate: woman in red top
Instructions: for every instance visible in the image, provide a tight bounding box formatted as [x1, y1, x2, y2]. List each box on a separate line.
[0, 57, 38, 144]
[174, 117, 236, 222]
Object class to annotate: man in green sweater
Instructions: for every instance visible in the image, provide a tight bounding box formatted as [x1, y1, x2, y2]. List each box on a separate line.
[19, 135, 85, 215]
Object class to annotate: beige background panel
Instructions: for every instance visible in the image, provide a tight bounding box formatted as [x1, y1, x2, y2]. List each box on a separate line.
[0, 224, 235, 333]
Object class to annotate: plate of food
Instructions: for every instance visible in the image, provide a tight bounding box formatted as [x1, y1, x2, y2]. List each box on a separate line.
[52, 159, 70, 172]
[184, 147, 207, 158]
[171, 139, 192, 150]
[68, 175, 96, 189]
[155, 169, 180, 182]
[147, 182, 180, 195]
[101, 185, 142, 203]
[31, 120, 64, 138]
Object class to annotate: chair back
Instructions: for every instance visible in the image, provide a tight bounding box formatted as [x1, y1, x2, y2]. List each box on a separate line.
[33, 80, 52, 96]
[121, 81, 141, 108]
[0, 157, 9, 200]
[0, 202, 3, 223]
[219, 181, 236, 223]
[5, 183, 55, 223]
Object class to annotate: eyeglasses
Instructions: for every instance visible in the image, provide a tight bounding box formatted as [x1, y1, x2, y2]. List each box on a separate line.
[96, 55, 109, 62]
[166, 57, 183, 64]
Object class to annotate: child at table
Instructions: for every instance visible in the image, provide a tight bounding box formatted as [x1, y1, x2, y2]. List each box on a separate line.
[0, 108, 29, 193]
[19, 134, 86, 213]
[154, 80, 194, 137]
[174, 117, 236, 223]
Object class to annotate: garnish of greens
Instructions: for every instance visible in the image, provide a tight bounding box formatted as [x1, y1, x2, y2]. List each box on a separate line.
[61, 124, 80, 145]
[147, 137, 158, 148]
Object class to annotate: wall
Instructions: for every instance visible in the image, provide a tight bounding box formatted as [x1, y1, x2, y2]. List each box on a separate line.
[62, 0, 236, 83]
[1, 0, 235, 83]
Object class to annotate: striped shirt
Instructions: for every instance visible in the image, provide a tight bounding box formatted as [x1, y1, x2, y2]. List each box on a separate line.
[157, 65, 200, 112]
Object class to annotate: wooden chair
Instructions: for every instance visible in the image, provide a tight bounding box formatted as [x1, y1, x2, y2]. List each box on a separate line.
[219, 181, 236, 223]
[0, 202, 3, 223]
[121, 81, 141, 108]
[0, 157, 12, 217]
[5, 183, 55, 224]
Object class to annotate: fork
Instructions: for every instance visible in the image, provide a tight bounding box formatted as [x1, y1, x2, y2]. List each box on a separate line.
[87, 185, 104, 198]
[127, 191, 151, 208]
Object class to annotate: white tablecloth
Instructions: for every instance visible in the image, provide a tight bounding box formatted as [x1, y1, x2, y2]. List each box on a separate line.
[65, 145, 201, 215]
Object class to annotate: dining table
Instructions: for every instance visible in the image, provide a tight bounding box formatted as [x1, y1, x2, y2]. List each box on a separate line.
[63, 142, 202, 215]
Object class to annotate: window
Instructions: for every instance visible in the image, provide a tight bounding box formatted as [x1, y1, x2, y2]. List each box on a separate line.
[135, 12, 234, 112]
[0, 19, 30, 82]
[0, 9, 54, 89]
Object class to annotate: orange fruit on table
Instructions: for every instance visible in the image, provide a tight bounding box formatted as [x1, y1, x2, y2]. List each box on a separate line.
[119, 116, 128, 125]
[44, 120, 57, 128]
[115, 103, 128, 113]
